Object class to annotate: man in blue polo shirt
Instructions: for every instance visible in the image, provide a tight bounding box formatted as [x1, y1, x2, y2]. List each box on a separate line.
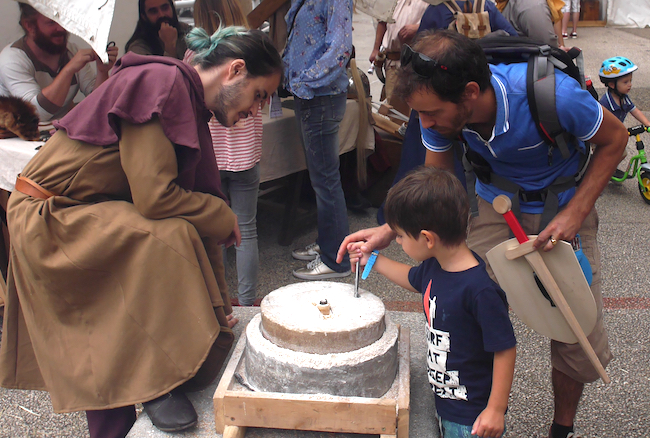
[338, 30, 627, 438]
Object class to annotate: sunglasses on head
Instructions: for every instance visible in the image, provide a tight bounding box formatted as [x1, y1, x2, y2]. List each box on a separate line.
[400, 45, 449, 77]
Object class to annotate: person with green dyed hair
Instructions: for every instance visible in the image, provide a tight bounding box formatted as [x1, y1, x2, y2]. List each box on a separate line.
[0, 26, 282, 437]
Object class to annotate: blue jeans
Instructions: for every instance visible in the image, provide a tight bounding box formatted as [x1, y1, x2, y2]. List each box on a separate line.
[438, 417, 507, 438]
[220, 164, 260, 306]
[294, 93, 350, 272]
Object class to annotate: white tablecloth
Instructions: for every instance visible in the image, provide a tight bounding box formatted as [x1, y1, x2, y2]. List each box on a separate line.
[0, 99, 374, 192]
[0, 137, 44, 192]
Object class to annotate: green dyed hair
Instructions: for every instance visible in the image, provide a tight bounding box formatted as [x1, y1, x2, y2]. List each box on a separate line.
[185, 25, 283, 79]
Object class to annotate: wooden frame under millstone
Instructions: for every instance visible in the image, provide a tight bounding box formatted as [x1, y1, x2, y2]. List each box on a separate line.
[213, 325, 410, 438]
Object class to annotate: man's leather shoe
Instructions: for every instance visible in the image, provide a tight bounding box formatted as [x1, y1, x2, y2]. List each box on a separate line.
[143, 389, 198, 432]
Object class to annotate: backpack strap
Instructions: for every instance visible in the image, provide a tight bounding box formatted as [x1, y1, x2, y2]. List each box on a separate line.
[461, 138, 591, 232]
[444, 1, 462, 13]
[475, 0, 488, 37]
[526, 54, 572, 163]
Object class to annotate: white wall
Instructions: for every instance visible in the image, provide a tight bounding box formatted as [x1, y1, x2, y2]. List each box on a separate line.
[0, 0, 138, 56]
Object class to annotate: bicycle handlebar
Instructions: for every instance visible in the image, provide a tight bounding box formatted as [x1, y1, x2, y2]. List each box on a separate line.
[628, 125, 650, 136]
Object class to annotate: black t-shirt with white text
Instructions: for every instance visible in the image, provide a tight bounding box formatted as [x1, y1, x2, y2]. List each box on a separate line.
[408, 252, 516, 426]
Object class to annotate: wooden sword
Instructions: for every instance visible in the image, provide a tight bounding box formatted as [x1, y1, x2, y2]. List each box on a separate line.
[492, 195, 610, 384]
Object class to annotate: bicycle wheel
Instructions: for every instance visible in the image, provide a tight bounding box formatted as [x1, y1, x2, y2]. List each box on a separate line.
[638, 170, 650, 205]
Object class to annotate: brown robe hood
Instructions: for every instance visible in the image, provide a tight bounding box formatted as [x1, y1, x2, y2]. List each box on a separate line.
[54, 52, 223, 197]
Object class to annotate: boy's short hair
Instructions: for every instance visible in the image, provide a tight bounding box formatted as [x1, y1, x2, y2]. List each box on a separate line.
[384, 166, 469, 246]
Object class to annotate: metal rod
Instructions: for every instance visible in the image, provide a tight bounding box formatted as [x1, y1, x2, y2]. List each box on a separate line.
[354, 260, 360, 298]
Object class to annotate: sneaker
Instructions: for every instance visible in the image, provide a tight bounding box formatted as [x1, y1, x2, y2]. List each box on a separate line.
[570, 31, 578, 38]
[550, 432, 581, 438]
[548, 425, 582, 438]
[292, 242, 321, 261]
[293, 256, 351, 280]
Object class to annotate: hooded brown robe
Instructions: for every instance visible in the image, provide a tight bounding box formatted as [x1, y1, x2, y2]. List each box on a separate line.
[0, 53, 237, 412]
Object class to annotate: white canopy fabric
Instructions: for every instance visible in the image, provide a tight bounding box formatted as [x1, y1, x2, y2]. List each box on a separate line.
[355, 0, 398, 23]
[608, 0, 650, 27]
[15, 0, 116, 63]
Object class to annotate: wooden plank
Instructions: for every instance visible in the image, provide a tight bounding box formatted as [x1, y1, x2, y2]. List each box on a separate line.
[223, 391, 397, 435]
[397, 326, 411, 438]
[213, 334, 247, 434]
[524, 251, 610, 383]
[223, 425, 247, 438]
[247, 0, 288, 30]
[504, 239, 536, 260]
[214, 319, 411, 436]
[372, 113, 403, 140]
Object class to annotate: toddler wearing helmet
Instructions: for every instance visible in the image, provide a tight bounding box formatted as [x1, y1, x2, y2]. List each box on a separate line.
[599, 56, 650, 178]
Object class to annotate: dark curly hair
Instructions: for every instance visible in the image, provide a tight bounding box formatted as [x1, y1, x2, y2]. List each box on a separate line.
[394, 30, 492, 104]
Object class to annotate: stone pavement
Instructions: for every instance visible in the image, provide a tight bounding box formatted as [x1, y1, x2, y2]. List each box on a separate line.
[1, 15, 650, 438]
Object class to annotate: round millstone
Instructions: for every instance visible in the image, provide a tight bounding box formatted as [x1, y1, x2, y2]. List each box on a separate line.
[245, 312, 399, 397]
[260, 281, 386, 354]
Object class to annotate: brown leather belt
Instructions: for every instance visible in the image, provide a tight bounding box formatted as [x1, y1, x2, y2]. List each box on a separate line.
[14, 175, 56, 200]
[385, 51, 401, 61]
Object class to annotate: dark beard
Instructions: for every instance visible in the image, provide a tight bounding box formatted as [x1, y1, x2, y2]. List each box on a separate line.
[440, 103, 471, 140]
[33, 26, 68, 55]
[212, 79, 247, 127]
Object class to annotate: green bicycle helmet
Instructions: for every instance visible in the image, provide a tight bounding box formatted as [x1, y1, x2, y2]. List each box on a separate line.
[599, 56, 638, 84]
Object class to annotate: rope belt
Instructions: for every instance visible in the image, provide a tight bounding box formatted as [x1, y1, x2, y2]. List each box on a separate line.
[14, 175, 56, 200]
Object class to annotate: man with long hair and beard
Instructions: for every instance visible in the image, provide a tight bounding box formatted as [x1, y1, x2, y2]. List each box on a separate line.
[0, 2, 117, 124]
[126, 0, 191, 60]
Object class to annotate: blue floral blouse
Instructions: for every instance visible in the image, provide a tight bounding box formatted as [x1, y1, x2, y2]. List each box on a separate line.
[282, 0, 353, 99]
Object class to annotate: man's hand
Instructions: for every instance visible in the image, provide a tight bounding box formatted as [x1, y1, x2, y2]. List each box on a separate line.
[159, 22, 178, 55]
[336, 223, 395, 264]
[97, 45, 118, 75]
[398, 24, 419, 44]
[64, 49, 98, 74]
[471, 407, 505, 438]
[369, 48, 380, 64]
[534, 207, 582, 252]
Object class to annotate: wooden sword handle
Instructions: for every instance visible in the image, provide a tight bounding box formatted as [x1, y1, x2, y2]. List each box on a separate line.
[492, 195, 528, 243]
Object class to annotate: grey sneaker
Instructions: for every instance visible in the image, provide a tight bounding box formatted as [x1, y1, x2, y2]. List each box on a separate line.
[292, 256, 351, 280]
[291, 242, 321, 261]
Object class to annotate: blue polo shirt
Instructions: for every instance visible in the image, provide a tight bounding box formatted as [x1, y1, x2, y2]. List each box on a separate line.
[421, 63, 603, 214]
[599, 88, 635, 123]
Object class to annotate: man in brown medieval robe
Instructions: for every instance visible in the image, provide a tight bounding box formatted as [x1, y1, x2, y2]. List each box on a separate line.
[0, 26, 282, 437]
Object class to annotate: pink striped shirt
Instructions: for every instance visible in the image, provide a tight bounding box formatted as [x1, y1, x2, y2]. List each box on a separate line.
[209, 106, 262, 172]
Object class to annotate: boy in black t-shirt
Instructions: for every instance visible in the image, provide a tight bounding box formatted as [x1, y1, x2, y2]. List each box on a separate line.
[345, 167, 516, 438]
